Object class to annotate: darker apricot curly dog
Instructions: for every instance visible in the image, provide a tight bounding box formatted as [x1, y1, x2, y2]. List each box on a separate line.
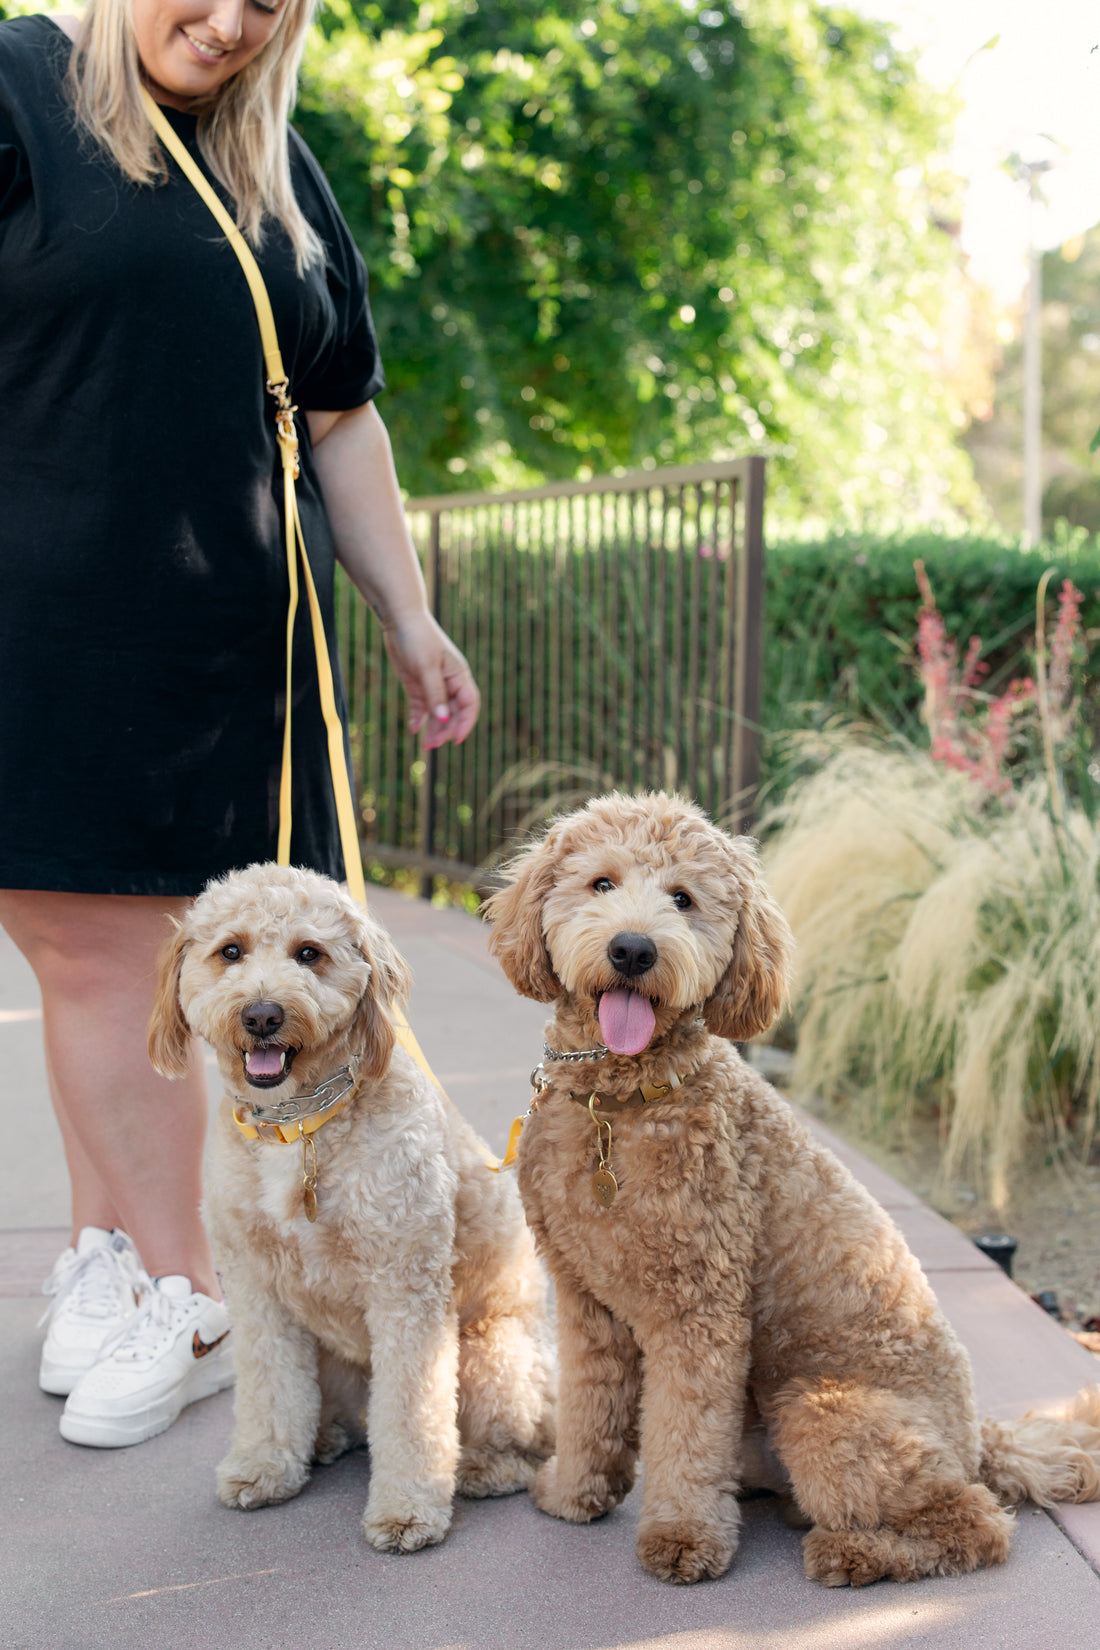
[484, 791, 1100, 1586]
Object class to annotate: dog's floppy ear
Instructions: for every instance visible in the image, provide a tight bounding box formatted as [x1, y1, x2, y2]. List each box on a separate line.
[148, 919, 193, 1079]
[349, 911, 414, 1082]
[703, 849, 793, 1042]
[483, 827, 564, 1002]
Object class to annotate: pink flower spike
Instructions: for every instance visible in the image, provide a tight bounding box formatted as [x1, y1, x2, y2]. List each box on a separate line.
[1049, 578, 1083, 711]
[913, 559, 934, 611]
[961, 636, 987, 693]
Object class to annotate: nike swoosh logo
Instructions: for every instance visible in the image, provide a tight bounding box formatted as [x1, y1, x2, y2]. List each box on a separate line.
[192, 1328, 230, 1360]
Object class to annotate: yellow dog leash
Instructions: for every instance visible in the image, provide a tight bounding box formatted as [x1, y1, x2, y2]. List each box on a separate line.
[142, 93, 439, 1089]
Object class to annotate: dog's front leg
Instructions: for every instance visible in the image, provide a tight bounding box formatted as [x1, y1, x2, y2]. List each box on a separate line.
[361, 1285, 460, 1554]
[216, 1291, 321, 1510]
[531, 1276, 640, 1522]
[633, 1315, 750, 1583]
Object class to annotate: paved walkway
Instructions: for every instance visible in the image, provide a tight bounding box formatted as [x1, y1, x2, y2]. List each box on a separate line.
[3, 886, 1100, 1649]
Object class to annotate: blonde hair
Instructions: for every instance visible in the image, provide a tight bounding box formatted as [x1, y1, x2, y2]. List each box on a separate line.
[66, 0, 324, 270]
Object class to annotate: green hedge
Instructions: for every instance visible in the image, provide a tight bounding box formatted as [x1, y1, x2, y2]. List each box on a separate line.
[344, 523, 1100, 873]
[760, 528, 1100, 796]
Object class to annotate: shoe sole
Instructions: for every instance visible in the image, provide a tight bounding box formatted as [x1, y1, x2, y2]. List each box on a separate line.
[59, 1348, 234, 1448]
[39, 1357, 88, 1398]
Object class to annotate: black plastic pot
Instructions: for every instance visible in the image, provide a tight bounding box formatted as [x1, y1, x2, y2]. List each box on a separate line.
[973, 1233, 1018, 1278]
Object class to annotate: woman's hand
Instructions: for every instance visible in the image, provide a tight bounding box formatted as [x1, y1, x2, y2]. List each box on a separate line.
[381, 610, 480, 749]
[307, 402, 480, 748]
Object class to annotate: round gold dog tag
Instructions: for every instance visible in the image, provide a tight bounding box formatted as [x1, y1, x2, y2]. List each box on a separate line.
[592, 1167, 618, 1208]
[303, 1185, 318, 1222]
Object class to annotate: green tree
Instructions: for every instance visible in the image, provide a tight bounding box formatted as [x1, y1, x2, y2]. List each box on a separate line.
[296, 0, 980, 520]
[965, 227, 1100, 536]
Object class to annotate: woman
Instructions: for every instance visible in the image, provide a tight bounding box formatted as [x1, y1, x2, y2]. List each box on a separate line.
[0, 0, 478, 1446]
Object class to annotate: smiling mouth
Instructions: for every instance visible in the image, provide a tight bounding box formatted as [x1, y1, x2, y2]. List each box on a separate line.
[241, 1044, 297, 1088]
[182, 29, 229, 60]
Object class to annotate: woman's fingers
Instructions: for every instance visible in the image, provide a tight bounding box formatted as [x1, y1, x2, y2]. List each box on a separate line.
[383, 618, 480, 747]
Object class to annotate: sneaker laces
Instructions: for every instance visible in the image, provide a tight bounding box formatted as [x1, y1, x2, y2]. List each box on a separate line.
[96, 1279, 187, 1365]
[38, 1237, 145, 1330]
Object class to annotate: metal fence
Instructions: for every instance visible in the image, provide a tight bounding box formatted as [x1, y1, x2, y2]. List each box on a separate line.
[335, 456, 765, 890]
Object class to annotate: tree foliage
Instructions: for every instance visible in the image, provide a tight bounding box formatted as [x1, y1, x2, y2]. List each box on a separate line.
[296, 0, 980, 519]
[0, 0, 980, 516]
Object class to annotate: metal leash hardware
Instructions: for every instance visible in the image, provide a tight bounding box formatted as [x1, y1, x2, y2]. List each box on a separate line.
[494, 1063, 551, 1173]
[267, 376, 300, 479]
[529, 1061, 551, 1100]
[299, 1123, 319, 1222]
[588, 1094, 618, 1208]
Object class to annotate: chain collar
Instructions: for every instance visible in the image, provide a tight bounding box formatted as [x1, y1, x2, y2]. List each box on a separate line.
[542, 1017, 706, 1068]
[234, 1054, 362, 1145]
[542, 1039, 610, 1063]
[533, 1017, 708, 1112]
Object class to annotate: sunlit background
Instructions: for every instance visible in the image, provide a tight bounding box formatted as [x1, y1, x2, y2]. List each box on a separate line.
[850, 0, 1100, 298]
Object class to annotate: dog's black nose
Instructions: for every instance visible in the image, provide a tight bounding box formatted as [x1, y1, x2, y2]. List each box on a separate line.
[240, 1000, 285, 1038]
[607, 931, 657, 978]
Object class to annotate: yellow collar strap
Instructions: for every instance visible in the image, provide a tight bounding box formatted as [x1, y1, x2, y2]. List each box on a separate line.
[233, 1056, 361, 1145]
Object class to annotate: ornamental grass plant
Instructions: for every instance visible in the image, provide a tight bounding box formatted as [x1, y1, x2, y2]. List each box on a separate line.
[763, 570, 1099, 1207]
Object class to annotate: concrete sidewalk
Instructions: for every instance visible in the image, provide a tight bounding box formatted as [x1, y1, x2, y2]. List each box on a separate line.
[3, 886, 1099, 1650]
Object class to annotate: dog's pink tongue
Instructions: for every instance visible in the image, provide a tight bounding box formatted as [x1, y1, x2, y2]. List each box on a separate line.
[598, 990, 656, 1056]
[245, 1048, 285, 1078]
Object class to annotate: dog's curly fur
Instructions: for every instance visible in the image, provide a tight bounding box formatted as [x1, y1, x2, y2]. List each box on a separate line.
[484, 791, 1100, 1586]
[149, 863, 555, 1554]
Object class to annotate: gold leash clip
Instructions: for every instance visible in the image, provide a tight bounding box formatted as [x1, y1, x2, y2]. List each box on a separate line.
[299, 1121, 319, 1222]
[588, 1094, 618, 1208]
[267, 378, 300, 478]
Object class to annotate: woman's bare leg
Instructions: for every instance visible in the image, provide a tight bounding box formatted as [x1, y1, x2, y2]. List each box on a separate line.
[0, 888, 218, 1298]
[45, 1041, 124, 1236]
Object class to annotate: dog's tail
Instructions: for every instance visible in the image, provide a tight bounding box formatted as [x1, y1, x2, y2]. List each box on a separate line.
[980, 1385, 1100, 1507]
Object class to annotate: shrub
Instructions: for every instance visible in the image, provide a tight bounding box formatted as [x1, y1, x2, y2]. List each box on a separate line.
[762, 567, 1099, 1205]
[760, 527, 1100, 801]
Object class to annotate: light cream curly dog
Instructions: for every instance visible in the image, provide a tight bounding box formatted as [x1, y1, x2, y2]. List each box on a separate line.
[149, 863, 555, 1554]
[484, 791, 1100, 1586]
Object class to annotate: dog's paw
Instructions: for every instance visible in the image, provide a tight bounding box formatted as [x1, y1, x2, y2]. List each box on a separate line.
[802, 1527, 889, 1588]
[362, 1491, 452, 1554]
[217, 1447, 310, 1510]
[636, 1520, 738, 1585]
[457, 1444, 537, 1499]
[530, 1455, 633, 1522]
[312, 1419, 360, 1466]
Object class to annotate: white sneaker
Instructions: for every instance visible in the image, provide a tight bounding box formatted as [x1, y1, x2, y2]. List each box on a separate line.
[59, 1274, 233, 1448]
[39, 1227, 144, 1397]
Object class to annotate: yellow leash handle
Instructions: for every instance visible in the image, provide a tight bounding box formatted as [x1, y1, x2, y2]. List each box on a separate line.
[142, 93, 441, 1083]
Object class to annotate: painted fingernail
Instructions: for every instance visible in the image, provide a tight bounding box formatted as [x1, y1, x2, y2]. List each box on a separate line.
[434, 705, 451, 721]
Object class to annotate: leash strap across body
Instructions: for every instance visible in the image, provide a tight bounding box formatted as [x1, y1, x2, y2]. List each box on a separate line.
[142, 94, 447, 1096]
[141, 91, 362, 901]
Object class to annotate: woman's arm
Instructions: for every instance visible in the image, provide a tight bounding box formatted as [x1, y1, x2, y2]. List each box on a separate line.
[306, 401, 479, 749]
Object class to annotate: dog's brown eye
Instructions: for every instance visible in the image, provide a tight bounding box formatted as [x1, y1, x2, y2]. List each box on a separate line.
[592, 877, 614, 894]
[220, 944, 242, 962]
[296, 945, 322, 966]
[672, 891, 693, 911]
